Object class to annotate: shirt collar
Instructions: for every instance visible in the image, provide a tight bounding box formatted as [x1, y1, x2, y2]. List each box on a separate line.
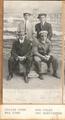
[19, 39, 24, 44]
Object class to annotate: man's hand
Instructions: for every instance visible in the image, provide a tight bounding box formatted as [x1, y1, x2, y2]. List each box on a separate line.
[45, 55, 50, 61]
[18, 56, 26, 61]
[42, 55, 46, 60]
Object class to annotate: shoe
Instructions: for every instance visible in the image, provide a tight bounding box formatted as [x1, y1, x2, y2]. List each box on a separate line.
[24, 76, 29, 83]
[52, 73, 60, 79]
[39, 74, 44, 80]
[7, 74, 13, 81]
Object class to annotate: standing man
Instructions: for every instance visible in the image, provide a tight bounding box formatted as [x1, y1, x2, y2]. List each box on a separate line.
[17, 12, 33, 40]
[35, 13, 52, 40]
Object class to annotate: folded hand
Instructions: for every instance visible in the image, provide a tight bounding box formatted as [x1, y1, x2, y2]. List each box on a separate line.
[45, 55, 50, 61]
[18, 56, 26, 61]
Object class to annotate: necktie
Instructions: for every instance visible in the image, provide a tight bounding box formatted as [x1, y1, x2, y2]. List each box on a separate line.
[25, 21, 26, 33]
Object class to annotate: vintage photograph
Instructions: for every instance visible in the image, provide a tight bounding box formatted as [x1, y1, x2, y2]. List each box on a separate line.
[3, 0, 62, 103]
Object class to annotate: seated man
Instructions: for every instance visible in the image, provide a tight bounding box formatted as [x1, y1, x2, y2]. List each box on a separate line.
[7, 32, 33, 83]
[33, 30, 58, 80]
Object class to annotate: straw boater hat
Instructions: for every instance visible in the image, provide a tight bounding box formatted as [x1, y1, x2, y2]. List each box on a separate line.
[39, 30, 48, 35]
[23, 12, 32, 16]
[16, 31, 26, 36]
[37, 13, 47, 19]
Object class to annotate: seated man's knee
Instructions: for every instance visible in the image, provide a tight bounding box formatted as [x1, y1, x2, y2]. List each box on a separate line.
[34, 56, 41, 63]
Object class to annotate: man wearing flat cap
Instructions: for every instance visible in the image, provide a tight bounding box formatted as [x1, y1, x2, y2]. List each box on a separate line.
[17, 12, 33, 40]
[35, 13, 52, 40]
[7, 31, 33, 83]
[33, 30, 58, 80]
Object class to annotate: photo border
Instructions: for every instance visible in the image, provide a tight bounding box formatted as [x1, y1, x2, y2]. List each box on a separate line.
[0, 0, 65, 119]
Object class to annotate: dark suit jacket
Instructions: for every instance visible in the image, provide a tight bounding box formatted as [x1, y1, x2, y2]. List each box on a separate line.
[11, 39, 32, 59]
[35, 22, 52, 40]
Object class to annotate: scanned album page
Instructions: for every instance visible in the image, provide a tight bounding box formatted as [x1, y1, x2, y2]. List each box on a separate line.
[0, 0, 65, 119]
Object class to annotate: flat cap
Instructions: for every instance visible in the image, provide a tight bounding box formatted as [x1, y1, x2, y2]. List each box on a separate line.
[16, 31, 26, 36]
[38, 13, 47, 18]
[39, 30, 48, 35]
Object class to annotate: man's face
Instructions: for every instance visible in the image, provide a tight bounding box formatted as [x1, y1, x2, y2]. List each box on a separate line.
[18, 34, 25, 42]
[24, 14, 30, 20]
[19, 34, 23, 40]
[40, 33, 47, 43]
[39, 16, 46, 23]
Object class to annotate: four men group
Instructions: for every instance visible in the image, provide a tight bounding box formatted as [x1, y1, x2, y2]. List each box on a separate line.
[7, 12, 58, 83]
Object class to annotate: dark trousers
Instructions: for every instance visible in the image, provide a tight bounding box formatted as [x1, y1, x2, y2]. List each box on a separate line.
[34, 55, 58, 75]
[8, 56, 32, 77]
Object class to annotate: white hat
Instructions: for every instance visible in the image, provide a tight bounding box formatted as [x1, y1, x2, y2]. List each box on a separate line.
[39, 30, 48, 35]
[23, 11, 32, 16]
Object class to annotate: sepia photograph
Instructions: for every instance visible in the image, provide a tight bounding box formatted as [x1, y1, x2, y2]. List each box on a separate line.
[3, 0, 63, 104]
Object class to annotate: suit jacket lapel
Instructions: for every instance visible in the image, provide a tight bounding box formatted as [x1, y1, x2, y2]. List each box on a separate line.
[40, 22, 47, 30]
[39, 23, 42, 30]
